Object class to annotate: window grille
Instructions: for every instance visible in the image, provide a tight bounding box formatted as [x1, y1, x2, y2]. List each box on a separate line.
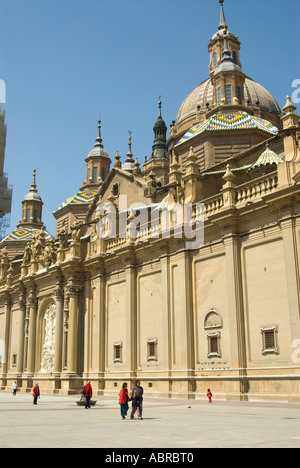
[261, 327, 279, 355]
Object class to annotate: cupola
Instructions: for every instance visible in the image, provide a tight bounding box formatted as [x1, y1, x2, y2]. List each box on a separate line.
[17, 170, 45, 230]
[80, 116, 111, 191]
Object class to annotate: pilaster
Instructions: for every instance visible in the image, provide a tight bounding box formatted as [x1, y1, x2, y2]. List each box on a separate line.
[26, 282, 37, 375]
[66, 280, 82, 375]
[54, 281, 64, 375]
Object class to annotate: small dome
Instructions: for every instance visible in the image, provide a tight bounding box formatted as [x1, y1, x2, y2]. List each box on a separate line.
[176, 76, 281, 129]
[87, 145, 109, 159]
[24, 191, 42, 202]
[249, 144, 284, 170]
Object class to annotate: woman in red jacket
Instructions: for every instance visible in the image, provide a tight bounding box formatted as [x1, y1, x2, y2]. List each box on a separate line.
[32, 383, 40, 406]
[119, 382, 130, 420]
[83, 382, 93, 409]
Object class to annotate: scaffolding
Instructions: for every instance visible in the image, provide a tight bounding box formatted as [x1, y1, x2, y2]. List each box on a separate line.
[0, 212, 11, 241]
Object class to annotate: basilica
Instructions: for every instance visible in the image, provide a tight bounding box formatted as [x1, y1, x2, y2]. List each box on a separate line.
[0, 0, 300, 401]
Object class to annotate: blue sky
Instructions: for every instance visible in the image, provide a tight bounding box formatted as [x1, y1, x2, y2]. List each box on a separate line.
[1, 0, 300, 236]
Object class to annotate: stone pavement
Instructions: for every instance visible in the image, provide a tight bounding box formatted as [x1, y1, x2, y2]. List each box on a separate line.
[0, 391, 300, 449]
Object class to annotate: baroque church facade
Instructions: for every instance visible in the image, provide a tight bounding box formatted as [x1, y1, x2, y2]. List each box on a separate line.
[1, 0, 300, 401]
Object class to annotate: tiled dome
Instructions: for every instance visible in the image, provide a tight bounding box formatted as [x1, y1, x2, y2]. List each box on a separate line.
[176, 111, 279, 147]
[2, 228, 53, 242]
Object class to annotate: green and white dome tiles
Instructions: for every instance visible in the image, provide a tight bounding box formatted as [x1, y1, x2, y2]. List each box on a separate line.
[3, 228, 53, 242]
[176, 111, 279, 147]
[56, 190, 98, 211]
[248, 144, 284, 171]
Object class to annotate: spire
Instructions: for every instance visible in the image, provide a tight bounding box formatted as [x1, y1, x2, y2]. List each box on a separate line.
[122, 132, 135, 172]
[94, 114, 103, 148]
[30, 169, 37, 193]
[219, 0, 227, 30]
[25, 169, 42, 201]
[87, 115, 109, 158]
[209, 0, 241, 77]
[152, 99, 168, 160]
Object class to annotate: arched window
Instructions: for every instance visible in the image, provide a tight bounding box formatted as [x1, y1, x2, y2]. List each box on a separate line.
[204, 310, 222, 358]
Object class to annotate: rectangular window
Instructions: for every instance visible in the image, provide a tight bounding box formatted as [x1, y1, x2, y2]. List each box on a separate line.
[26, 209, 31, 222]
[237, 86, 243, 105]
[261, 326, 278, 355]
[213, 52, 218, 67]
[207, 333, 221, 358]
[92, 167, 98, 184]
[225, 85, 232, 105]
[12, 353, 17, 367]
[33, 209, 38, 223]
[113, 183, 119, 196]
[113, 343, 122, 363]
[101, 167, 106, 181]
[217, 87, 222, 106]
[87, 168, 91, 180]
[147, 339, 158, 362]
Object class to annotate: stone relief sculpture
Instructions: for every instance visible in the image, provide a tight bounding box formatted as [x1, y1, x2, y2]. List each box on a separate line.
[40, 239, 57, 269]
[40, 303, 56, 373]
[21, 233, 57, 271]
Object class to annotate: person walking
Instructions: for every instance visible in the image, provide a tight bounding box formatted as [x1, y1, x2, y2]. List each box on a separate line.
[32, 383, 40, 406]
[207, 389, 213, 403]
[131, 380, 144, 419]
[12, 381, 17, 396]
[130, 390, 142, 420]
[83, 381, 93, 409]
[119, 382, 130, 420]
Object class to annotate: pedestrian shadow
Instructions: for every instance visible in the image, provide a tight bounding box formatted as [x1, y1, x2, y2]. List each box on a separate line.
[132, 417, 161, 421]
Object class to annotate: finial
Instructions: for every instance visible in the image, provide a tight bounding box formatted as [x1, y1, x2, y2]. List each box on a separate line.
[94, 114, 103, 148]
[133, 158, 141, 175]
[114, 151, 122, 168]
[30, 169, 37, 193]
[128, 131, 133, 155]
[219, 0, 227, 31]
[158, 96, 162, 118]
[222, 163, 235, 184]
[283, 95, 297, 114]
[122, 132, 135, 172]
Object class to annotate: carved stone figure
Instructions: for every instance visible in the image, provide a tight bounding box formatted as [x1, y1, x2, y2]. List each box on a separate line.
[22, 245, 32, 266]
[40, 303, 56, 373]
[40, 239, 57, 269]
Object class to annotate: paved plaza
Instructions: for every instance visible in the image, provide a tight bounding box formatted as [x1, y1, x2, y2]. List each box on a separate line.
[0, 391, 300, 449]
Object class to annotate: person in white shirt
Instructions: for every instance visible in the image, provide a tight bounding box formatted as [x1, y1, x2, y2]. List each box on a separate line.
[12, 381, 17, 396]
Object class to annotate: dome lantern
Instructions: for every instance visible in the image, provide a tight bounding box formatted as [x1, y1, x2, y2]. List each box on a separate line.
[17, 170, 45, 230]
[80, 115, 111, 191]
